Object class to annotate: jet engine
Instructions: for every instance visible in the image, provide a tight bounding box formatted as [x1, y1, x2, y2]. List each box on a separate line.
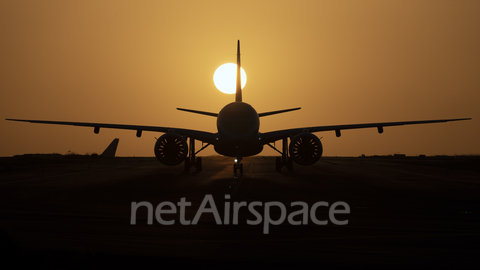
[289, 132, 323, 165]
[154, 133, 188, 165]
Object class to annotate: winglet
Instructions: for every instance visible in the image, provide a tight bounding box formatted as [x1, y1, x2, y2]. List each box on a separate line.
[235, 40, 242, 102]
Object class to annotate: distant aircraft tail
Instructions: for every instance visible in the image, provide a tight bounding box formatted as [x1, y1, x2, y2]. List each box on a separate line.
[100, 138, 119, 157]
[235, 40, 242, 102]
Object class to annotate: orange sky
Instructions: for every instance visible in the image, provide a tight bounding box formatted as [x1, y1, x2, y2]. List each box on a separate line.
[1, 0, 479, 157]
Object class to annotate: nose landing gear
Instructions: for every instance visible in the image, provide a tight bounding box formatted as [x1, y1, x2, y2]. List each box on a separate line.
[234, 157, 243, 176]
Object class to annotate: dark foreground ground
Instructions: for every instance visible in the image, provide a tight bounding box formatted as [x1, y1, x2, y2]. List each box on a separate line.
[0, 155, 479, 269]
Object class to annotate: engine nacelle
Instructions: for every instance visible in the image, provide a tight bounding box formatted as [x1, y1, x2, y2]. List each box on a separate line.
[154, 133, 188, 166]
[289, 132, 323, 165]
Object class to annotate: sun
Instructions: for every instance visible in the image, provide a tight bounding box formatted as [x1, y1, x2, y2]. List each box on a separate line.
[213, 63, 247, 94]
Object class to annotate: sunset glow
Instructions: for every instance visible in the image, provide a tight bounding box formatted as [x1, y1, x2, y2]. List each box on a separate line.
[0, 1, 478, 157]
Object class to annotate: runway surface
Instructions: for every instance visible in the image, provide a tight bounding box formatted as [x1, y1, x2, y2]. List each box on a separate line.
[0, 155, 479, 269]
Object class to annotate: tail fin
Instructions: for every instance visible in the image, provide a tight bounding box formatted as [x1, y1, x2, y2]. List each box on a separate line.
[100, 138, 119, 157]
[235, 40, 242, 102]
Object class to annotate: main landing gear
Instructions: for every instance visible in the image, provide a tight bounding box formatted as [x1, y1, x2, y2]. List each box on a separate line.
[184, 137, 210, 172]
[268, 137, 293, 172]
[234, 157, 244, 176]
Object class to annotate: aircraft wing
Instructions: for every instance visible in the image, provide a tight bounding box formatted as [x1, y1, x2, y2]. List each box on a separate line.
[5, 118, 216, 144]
[262, 118, 471, 144]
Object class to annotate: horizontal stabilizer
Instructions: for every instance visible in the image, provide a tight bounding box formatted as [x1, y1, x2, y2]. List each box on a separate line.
[258, 107, 301, 117]
[177, 108, 218, 117]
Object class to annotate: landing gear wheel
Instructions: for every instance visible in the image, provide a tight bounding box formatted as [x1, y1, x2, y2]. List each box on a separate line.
[184, 158, 191, 172]
[287, 157, 293, 172]
[275, 157, 282, 172]
[195, 157, 202, 172]
[239, 163, 244, 175]
[234, 163, 238, 175]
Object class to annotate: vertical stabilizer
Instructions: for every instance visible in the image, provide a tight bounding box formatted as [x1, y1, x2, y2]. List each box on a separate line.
[235, 40, 242, 102]
[100, 138, 119, 157]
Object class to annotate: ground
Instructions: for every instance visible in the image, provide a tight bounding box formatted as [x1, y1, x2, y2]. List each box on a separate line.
[0, 155, 479, 269]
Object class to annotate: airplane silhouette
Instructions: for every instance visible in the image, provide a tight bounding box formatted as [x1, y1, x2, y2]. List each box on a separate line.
[6, 41, 471, 175]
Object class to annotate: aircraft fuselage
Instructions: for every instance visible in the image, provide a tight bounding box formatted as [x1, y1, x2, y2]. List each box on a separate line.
[214, 102, 263, 157]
